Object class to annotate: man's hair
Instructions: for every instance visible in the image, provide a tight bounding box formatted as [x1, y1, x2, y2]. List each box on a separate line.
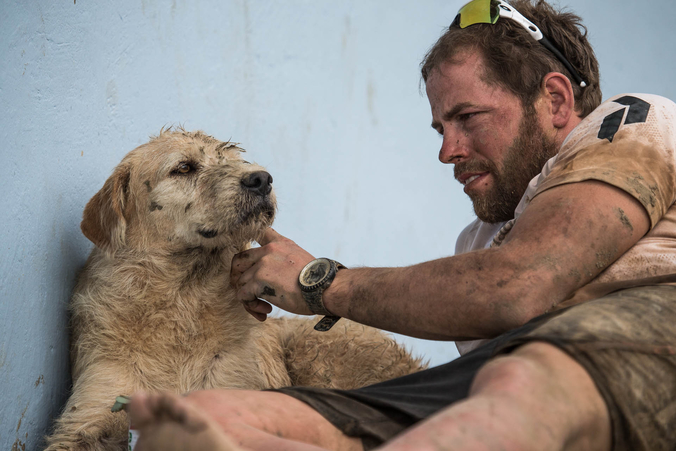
[420, 0, 601, 117]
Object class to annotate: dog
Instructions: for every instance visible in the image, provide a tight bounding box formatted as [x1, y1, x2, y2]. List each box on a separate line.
[45, 129, 424, 450]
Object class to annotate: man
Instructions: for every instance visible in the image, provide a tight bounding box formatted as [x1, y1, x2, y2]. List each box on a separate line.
[128, 0, 676, 449]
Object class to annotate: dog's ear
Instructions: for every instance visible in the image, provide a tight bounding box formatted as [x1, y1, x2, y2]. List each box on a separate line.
[81, 164, 131, 254]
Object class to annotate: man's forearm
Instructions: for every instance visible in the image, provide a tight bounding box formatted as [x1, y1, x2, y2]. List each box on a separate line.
[232, 183, 648, 339]
[323, 250, 545, 340]
[323, 182, 649, 341]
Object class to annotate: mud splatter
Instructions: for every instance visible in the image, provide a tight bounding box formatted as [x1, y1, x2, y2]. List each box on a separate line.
[17, 403, 28, 432]
[615, 207, 633, 233]
[12, 403, 29, 450]
[595, 249, 615, 269]
[567, 268, 582, 284]
[262, 286, 276, 297]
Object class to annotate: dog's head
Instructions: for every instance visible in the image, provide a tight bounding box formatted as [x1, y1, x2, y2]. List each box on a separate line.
[81, 129, 276, 255]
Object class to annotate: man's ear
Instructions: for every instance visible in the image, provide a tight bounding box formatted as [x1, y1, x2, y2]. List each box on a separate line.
[80, 164, 131, 254]
[542, 72, 577, 129]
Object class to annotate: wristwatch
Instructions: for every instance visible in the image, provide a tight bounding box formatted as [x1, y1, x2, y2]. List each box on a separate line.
[298, 258, 346, 331]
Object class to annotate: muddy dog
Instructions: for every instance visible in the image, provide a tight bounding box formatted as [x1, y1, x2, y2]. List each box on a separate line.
[45, 129, 424, 450]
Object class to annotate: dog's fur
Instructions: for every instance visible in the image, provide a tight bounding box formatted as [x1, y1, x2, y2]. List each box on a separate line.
[45, 130, 424, 450]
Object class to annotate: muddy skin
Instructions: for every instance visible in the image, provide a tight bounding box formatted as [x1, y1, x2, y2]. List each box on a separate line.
[595, 248, 618, 269]
[567, 268, 582, 285]
[615, 207, 634, 233]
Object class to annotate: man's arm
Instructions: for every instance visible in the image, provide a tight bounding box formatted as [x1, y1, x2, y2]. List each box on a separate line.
[231, 180, 649, 340]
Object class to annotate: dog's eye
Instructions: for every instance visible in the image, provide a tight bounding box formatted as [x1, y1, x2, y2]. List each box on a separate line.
[172, 162, 196, 175]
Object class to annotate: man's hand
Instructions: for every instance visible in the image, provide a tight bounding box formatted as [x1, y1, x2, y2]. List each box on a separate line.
[230, 228, 315, 321]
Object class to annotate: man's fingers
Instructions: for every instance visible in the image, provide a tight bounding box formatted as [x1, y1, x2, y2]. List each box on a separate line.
[230, 246, 266, 286]
[244, 299, 271, 322]
[231, 246, 266, 270]
[247, 311, 268, 322]
[244, 299, 273, 314]
[257, 228, 283, 246]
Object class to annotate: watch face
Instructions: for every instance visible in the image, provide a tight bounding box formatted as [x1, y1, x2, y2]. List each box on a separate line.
[300, 258, 332, 288]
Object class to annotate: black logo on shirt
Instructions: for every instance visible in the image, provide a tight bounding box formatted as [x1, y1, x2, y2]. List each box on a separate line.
[598, 96, 651, 142]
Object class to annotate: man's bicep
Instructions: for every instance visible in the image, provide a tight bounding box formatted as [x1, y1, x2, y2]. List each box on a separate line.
[502, 180, 650, 308]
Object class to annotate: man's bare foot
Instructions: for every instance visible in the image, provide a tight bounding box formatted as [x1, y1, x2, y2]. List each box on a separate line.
[128, 392, 243, 451]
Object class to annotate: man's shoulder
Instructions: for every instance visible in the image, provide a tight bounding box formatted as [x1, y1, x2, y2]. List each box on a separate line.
[582, 93, 675, 132]
[560, 93, 676, 154]
[594, 93, 676, 114]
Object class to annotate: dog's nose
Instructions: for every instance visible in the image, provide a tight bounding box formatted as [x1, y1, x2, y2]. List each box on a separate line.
[241, 171, 273, 196]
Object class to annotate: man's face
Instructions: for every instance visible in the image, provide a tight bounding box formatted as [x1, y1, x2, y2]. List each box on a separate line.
[426, 51, 558, 223]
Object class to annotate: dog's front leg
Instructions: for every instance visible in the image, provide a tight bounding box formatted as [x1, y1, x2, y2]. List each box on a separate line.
[45, 362, 137, 451]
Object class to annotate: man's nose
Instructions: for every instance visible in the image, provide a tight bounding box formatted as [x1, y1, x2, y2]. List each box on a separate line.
[438, 130, 469, 164]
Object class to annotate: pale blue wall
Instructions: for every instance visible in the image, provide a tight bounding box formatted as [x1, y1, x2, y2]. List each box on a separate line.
[1, 1, 675, 449]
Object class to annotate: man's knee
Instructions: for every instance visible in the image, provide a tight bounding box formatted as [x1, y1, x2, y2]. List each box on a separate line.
[470, 341, 611, 449]
[469, 342, 557, 397]
[470, 341, 603, 403]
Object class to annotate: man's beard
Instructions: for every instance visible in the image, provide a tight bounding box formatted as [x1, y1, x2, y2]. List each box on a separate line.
[455, 104, 559, 224]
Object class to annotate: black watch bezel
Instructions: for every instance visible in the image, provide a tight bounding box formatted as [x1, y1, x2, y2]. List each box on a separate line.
[299, 258, 337, 292]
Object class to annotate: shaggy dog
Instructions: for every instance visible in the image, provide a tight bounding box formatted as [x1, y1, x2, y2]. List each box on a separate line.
[45, 130, 424, 450]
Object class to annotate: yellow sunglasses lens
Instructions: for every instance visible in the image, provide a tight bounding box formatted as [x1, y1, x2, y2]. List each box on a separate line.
[457, 0, 498, 28]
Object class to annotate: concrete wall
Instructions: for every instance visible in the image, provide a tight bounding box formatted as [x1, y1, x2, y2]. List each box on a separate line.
[1, 0, 674, 449]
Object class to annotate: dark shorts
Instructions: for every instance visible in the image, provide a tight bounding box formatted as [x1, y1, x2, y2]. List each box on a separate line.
[272, 285, 676, 451]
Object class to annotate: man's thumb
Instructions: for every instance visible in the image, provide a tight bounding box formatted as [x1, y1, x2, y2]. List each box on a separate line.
[258, 228, 282, 246]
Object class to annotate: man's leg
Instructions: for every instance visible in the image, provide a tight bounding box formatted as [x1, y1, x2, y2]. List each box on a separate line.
[383, 342, 611, 451]
[129, 389, 363, 451]
[128, 342, 610, 451]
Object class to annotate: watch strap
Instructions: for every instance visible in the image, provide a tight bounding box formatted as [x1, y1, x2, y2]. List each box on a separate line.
[299, 259, 345, 332]
[302, 283, 335, 316]
[314, 315, 341, 332]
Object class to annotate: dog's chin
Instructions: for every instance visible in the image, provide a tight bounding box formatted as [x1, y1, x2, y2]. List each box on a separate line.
[235, 204, 276, 243]
[194, 203, 275, 248]
[236, 199, 276, 227]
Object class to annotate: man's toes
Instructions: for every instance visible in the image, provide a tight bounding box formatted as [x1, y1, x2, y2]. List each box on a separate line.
[131, 392, 208, 434]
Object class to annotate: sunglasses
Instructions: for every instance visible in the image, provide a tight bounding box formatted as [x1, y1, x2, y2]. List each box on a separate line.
[452, 0, 587, 88]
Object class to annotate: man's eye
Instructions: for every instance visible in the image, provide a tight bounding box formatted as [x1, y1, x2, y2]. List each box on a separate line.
[459, 112, 477, 121]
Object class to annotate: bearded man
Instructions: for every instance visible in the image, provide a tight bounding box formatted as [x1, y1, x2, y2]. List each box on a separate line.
[127, 1, 676, 450]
